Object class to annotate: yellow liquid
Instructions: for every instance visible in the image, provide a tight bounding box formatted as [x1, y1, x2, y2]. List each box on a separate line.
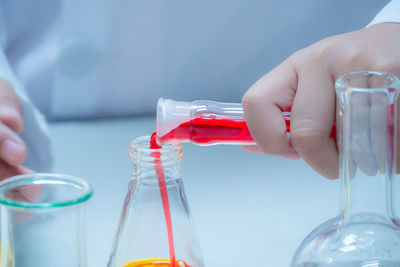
[123, 258, 190, 267]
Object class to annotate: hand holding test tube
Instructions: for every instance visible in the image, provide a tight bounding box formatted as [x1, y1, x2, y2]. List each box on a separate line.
[156, 25, 400, 180]
[242, 23, 400, 179]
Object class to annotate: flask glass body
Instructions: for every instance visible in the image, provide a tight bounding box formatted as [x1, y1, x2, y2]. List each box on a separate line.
[108, 136, 203, 267]
[292, 71, 400, 266]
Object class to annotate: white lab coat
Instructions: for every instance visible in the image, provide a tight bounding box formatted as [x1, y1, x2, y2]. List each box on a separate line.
[0, 0, 399, 171]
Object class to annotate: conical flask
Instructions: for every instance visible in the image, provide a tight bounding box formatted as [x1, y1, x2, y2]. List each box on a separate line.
[292, 71, 400, 266]
[108, 136, 204, 267]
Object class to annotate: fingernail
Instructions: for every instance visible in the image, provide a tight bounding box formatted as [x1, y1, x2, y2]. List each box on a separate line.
[1, 139, 25, 166]
[0, 106, 21, 119]
[0, 106, 23, 132]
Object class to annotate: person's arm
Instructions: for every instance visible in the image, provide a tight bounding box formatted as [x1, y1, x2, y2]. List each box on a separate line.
[242, 11, 400, 179]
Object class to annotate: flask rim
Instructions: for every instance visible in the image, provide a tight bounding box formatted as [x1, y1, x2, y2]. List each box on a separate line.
[335, 70, 400, 93]
[129, 135, 183, 166]
[0, 173, 93, 209]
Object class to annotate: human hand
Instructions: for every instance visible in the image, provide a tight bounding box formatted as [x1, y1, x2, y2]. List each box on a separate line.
[0, 79, 31, 179]
[242, 23, 400, 179]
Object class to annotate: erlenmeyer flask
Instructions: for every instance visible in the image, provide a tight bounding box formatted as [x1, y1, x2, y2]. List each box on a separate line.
[292, 71, 400, 266]
[108, 136, 204, 267]
[0, 173, 93, 267]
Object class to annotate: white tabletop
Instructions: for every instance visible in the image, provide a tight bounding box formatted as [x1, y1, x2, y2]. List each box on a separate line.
[49, 116, 341, 267]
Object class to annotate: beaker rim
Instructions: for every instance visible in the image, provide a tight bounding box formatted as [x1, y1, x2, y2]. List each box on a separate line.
[335, 71, 400, 93]
[0, 173, 93, 209]
[129, 135, 183, 165]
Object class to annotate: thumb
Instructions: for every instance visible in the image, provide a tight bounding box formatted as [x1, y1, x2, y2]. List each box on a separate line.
[0, 79, 23, 134]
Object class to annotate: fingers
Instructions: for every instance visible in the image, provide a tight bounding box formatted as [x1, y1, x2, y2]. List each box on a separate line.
[0, 80, 26, 167]
[0, 160, 32, 181]
[241, 144, 300, 160]
[0, 79, 23, 133]
[290, 64, 338, 179]
[6, 183, 42, 203]
[242, 59, 298, 157]
[370, 93, 388, 173]
[0, 122, 27, 166]
[5, 172, 42, 224]
[241, 144, 263, 154]
[350, 92, 377, 176]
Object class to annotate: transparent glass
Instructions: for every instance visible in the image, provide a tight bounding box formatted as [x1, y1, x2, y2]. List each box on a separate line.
[292, 71, 400, 266]
[156, 98, 291, 145]
[108, 136, 204, 267]
[0, 173, 93, 267]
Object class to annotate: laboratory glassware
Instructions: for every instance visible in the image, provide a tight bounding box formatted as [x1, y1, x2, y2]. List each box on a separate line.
[155, 98, 335, 146]
[0, 173, 93, 267]
[291, 71, 400, 266]
[107, 136, 204, 267]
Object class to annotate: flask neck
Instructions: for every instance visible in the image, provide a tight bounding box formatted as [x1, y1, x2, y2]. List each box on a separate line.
[131, 161, 182, 183]
[335, 72, 400, 224]
[129, 136, 183, 181]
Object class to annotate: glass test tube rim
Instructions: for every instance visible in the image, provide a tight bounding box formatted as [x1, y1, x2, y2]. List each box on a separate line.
[0, 173, 93, 209]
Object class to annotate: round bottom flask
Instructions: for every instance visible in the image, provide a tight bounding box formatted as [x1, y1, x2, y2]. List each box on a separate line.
[292, 71, 400, 266]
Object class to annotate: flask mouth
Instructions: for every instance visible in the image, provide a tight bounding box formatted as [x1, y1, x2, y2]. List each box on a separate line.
[129, 136, 183, 166]
[0, 173, 93, 209]
[335, 71, 400, 93]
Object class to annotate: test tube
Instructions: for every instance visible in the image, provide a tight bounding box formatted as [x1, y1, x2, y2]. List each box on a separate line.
[156, 98, 300, 145]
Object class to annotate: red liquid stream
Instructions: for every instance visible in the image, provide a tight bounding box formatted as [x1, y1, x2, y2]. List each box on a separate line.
[158, 116, 336, 145]
[150, 132, 176, 267]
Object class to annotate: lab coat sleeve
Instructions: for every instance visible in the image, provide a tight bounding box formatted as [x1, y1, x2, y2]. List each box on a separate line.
[367, 0, 400, 26]
[0, 48, 53, 172]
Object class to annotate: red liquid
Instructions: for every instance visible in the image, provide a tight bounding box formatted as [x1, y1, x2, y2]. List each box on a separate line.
[150, 132, 176, 267]
[158, 116, 336, 145]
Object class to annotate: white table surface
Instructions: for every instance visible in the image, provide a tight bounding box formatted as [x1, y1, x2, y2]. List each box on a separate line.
[49, 116, 341, 267]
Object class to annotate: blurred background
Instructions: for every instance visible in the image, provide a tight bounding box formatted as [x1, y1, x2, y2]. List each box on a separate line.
[3, 0, 389, 119]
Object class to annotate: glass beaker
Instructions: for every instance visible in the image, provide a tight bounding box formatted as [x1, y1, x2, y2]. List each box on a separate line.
[291, 71, 400, 266]
[107, 136, 204, 267]
[0, 173, 93, 267]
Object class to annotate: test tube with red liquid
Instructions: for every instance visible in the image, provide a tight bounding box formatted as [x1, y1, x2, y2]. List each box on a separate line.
[155, 98, 335, 146]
